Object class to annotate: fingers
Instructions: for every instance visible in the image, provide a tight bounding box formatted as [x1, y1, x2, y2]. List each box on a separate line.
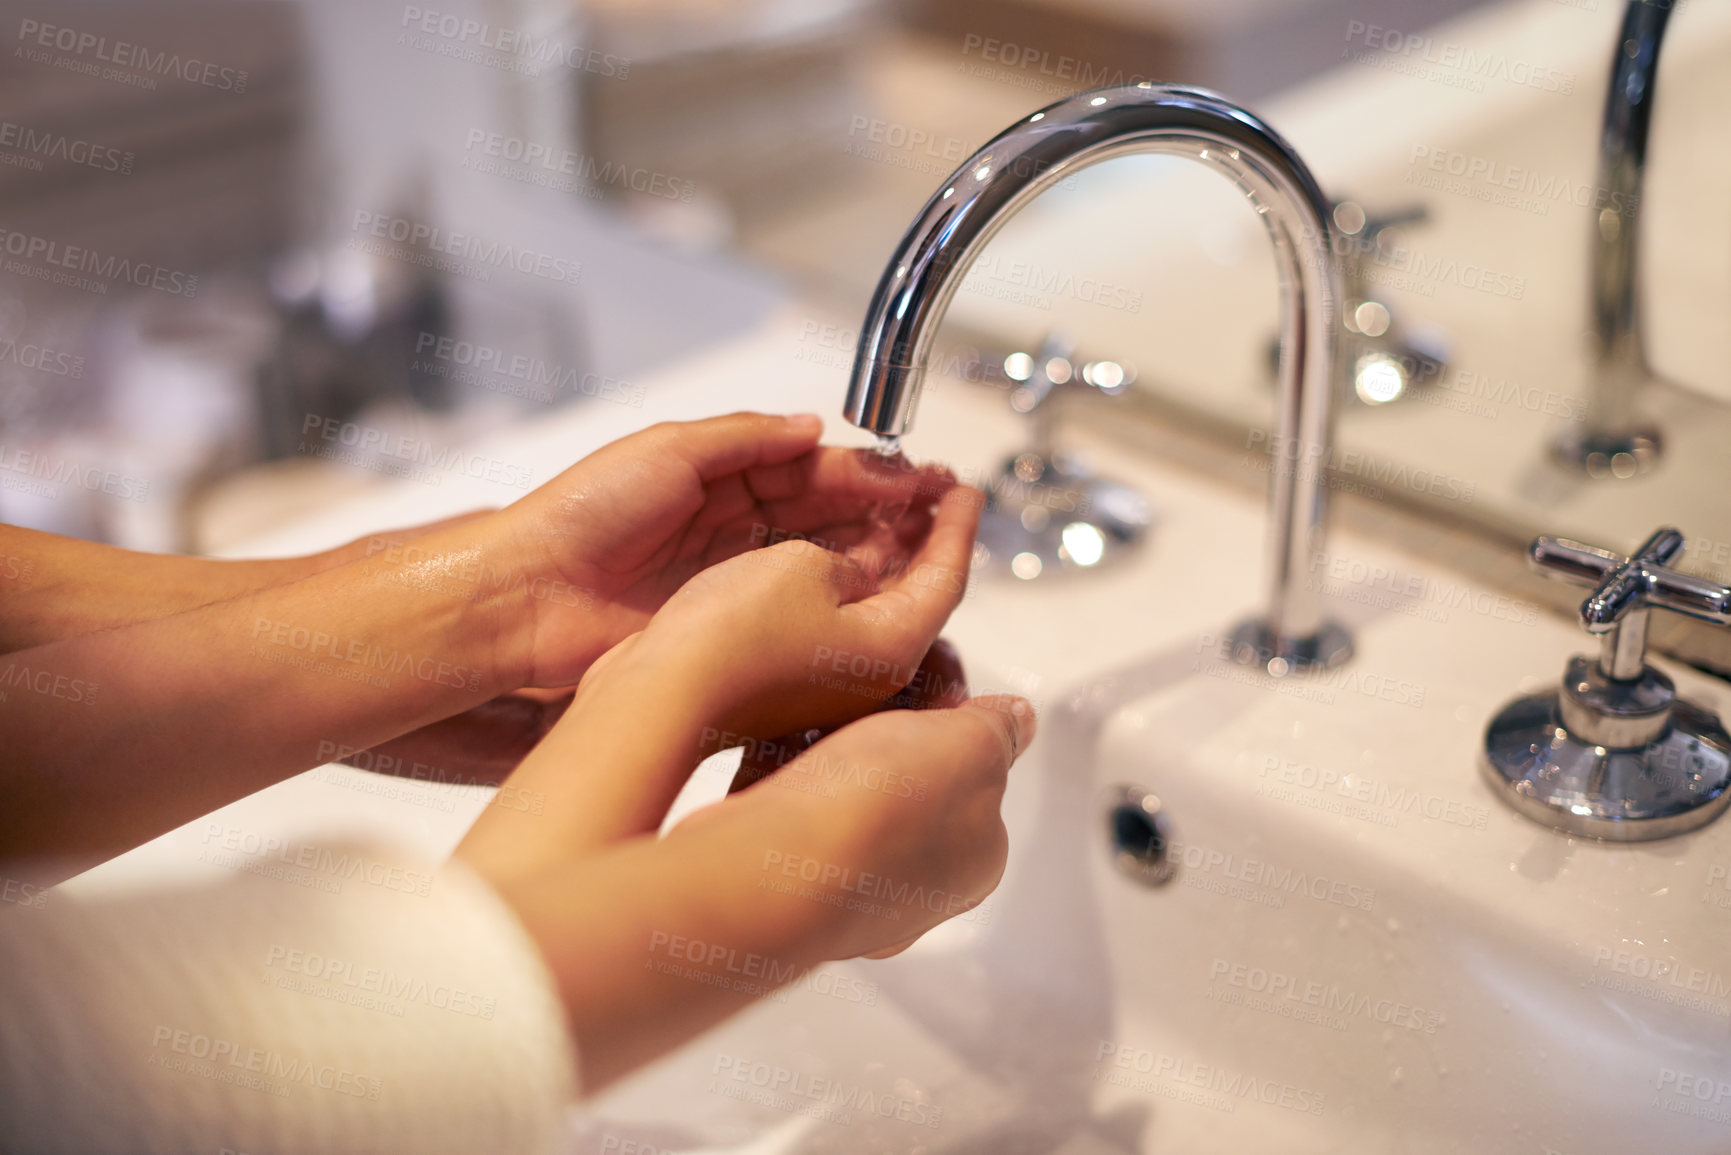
[727, 638, 969, 795]
[882, 638, 969, 712]
[650, 412, 826, 482]
[757, 693, 1035, 960]
[751, 448, 956, 526]
[844, 483, 982, 643]
[951, 694, 1039, 766]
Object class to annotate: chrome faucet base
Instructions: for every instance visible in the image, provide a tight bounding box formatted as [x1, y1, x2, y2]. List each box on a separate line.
[1483, 527, 1731, 840]
[1482, 692, 1731, 841]
[1551, 426, 1663, 480]
[1225, 618, 1353, 677]
[975, 453, 1152, 581]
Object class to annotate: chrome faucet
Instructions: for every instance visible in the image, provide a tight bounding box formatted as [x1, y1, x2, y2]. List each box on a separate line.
[1483, 527, 1731, 840]
[1554, 0, 1670, 479]
[844, 83, 1352, 673]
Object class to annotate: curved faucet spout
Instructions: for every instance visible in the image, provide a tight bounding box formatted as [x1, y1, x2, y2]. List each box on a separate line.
[1557, 0, 1671, 477]
[843, 83, 1350, 672]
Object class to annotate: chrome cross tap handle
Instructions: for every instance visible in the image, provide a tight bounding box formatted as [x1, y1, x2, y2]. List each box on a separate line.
[1482, 527, 1731, 841]
[974, 333, 1154, 581]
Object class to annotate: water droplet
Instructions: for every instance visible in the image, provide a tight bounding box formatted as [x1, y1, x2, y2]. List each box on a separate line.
[874, 433, 902, 458]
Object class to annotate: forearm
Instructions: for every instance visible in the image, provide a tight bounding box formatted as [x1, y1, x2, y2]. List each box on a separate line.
[0, 523, 539, 872]
[487, 789, 846, 1091]
[0, 514, 496, 655]
[455, 640, 721, 878]
[0, 525, 331, 654]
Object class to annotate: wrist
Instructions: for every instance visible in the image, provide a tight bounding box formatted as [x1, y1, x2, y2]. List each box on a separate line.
[621, 625, 744, 735]
[345, 514, 542, 694]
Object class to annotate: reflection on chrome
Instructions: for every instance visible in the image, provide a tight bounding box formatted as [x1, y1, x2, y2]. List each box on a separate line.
[844, 83, 1351, 673]
[1555, 0, 1671, 478]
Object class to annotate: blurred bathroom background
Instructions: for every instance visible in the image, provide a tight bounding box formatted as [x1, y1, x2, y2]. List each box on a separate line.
[0, 0, 1494, 554]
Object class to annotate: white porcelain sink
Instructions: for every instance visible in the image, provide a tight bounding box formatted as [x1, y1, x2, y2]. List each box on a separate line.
[68, 294, 1731, 1152]
[522, 320, 1731, 1155]
[578, 541, 1731, 1153]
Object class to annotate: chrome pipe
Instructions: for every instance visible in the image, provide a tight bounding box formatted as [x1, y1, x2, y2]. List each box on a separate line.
[1556, 0, 1672, 478]
[844, 83, 1349, 670]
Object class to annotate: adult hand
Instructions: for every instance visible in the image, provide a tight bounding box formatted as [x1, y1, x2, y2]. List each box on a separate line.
[456, 480, 982, 877]
[487, 412, 957, 688]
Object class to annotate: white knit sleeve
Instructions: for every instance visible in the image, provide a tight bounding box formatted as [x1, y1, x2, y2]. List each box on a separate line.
[0, 845, 578, 1155]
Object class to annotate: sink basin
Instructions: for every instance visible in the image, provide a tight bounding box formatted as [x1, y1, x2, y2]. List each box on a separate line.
[538, 330, 1731, 1155]
[67, 303, 1728, 1152]
[580, 558, 1731, 1153]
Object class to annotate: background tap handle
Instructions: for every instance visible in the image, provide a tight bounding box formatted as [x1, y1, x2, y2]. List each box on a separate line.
[1530, 528, 1731, 633]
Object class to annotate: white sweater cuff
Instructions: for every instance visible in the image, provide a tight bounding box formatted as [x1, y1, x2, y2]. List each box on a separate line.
[0, 844, 578, 1155]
